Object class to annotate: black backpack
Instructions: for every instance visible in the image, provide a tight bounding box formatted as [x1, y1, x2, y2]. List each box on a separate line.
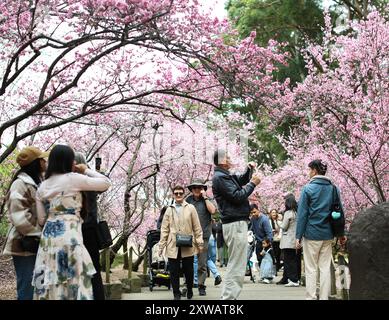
[328, 184, 346, 237]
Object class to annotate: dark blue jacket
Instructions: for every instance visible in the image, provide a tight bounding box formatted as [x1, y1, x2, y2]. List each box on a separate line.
[296, 176, 344, 241]
[212, 166, 255, 224]
[250, 214, 273, 242]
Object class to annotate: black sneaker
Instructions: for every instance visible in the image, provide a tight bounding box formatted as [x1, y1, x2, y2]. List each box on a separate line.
[214, 275, 222, 286]
[187, 290, 193, 300]
[174, 293, 181, 300]
[198, 285, 206, 296]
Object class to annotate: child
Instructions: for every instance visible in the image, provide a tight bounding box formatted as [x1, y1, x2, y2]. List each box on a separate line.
[259, 238, 276, 284]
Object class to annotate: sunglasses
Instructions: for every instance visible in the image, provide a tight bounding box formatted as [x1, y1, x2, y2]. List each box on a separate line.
[174, 192, 184, 196]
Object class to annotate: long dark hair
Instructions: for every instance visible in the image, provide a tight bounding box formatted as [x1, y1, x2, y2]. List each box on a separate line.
[285, 194, 298, 212]
[269, 209, 278, 230]
[45, 145, 75, 179]
[1, 158, 43, 216]
[18, 158, 43, 186]
[5, 158, 43, 199]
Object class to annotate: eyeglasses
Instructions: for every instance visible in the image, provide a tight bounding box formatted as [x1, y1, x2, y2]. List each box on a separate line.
[174, 192, 184, 196]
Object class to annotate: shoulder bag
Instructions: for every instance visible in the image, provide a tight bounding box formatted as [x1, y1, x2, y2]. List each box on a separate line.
[20, 235, 40, 254]
[171, 207, 192, 247]
[328, 185, 346, 237]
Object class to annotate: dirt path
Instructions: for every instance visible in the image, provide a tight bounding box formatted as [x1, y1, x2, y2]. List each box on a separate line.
[0, 238, 17, 300]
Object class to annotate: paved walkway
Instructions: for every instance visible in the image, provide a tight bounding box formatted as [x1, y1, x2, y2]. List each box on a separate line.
[122, 266, 305, 300]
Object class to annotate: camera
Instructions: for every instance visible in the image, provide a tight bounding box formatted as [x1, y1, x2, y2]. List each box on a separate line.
[95, 155, 102, 171]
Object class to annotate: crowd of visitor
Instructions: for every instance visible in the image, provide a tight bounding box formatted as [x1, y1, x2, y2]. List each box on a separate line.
[2, 145, 345, 300]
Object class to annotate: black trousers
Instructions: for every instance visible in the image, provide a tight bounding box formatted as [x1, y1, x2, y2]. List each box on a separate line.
[296, 248, 302, 281]
[255, 242, 264, 266]
[168, 249, 194, 296]
[282, 248, 299, 283]
[272, 241, 282, 271]
[82, 225, 105, 300]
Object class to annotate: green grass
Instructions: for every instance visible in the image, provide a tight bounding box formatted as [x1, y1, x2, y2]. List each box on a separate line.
[111, 254, 124, 268]
[0, 219, 9, 237]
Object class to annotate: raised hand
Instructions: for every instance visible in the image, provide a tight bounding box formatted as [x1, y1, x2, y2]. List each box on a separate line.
[251, 173, 261, 186]
[248, 162, 257, 169]
[74, 164, 87, 174]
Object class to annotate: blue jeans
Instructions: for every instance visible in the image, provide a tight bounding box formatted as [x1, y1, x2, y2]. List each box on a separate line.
[12, 255, 36, 300]
[207, 235, 220, 278]
[193, 255, 198, 285]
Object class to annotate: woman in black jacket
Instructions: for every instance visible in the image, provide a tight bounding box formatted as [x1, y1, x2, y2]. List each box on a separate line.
[75, 152, 106, 300]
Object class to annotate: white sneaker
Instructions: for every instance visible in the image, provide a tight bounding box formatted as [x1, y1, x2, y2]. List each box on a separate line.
[284, 280, 299, 287]
[262, 279, 270, 284]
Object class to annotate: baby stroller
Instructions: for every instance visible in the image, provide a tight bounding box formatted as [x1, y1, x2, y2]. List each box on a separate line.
[146, 229, 171, 291]
[245, 230, 256, 283]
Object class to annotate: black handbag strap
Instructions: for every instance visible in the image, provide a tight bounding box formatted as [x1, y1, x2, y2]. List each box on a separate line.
[331, 183, 341, 209]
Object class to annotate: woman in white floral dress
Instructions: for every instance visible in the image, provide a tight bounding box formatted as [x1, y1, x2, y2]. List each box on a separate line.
[32, 145, 111, 300]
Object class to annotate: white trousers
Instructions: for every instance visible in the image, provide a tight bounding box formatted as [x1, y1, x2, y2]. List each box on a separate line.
[220, 220, 248, 300]
[303, 239, 333, 300]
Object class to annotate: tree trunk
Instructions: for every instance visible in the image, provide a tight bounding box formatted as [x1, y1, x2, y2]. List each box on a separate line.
[131, 254, 144, 272]
[123, 241, 129, 270]
[100, 233, 129, 270]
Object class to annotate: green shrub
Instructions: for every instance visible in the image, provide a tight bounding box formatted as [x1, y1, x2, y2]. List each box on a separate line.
[0, 219, 9, 237]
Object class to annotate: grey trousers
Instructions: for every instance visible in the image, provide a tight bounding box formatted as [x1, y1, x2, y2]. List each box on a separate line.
[220, 220, 248, 300]
[197, 238, 209, 286]
[217, 247, 225, 266]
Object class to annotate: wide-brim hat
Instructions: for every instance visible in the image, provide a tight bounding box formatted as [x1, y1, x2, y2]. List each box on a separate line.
[187, 178, 207, 191]
[16, 146, 49, 167]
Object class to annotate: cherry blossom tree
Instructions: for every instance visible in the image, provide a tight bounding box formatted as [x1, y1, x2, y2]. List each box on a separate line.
[29, 108, 247, 268]
[263, 11, 389, 223]
[0, 0, 286, 165]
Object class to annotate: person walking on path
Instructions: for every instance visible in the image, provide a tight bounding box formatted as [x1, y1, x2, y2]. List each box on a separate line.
[212, 149, 261, 300]
[159, 185, 204, 300]
[296, 159, 346, 300]
[32, 145, 111, 300]
[2, 146, 48, 300]
[279, 194, 301, 286]
[214, 221, 226, 267]
[208, 220, 222, 286]
[186, 178, 217, 296]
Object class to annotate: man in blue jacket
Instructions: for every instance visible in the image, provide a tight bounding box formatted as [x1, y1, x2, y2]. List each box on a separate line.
[296, 159, 345, 300]
[212, 149, 261, 300]
[249, 204, 273, 267]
